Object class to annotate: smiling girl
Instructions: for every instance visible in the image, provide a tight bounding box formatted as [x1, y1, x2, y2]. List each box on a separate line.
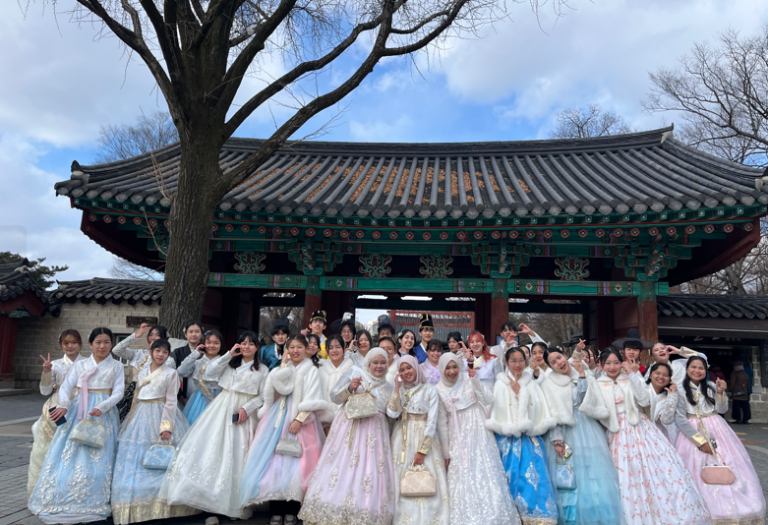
[29, 327, 125, 524]
[160, 331, 266, 519]
[318, 334, 353, 431]
[178, 329, 226, 424]
[644, 362, 679, 442]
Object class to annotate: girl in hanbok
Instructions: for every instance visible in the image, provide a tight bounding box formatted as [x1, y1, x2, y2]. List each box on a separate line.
[306, 334, 322, 364]
[675, 356, 766, 524]
[488, 347, 558, 525]
[178, 329, 225, 424]
[299, 348, 396, 525]
[387, 355, 449, 525]
[464, 330, 496, 387]
[348, 329, 373, 367]
[114, 324, 174, 421]
[27, 329, 84, 497]
[318, 334, 352, 431]
[29, 327, 125, 524]
[530, 341, 551, 382]
[111, 339, 197, 524]
[240, 334, 327, 525]
[160, 331, 266, 520]
[379, 336, 400, 385]
[645, 362, 680, 442]
[645, 342, 707, 385]
[540, 348, 622, 525]
[596, 349, 711, 525]
[437, 353, 520, 525]
[420, 339, 444, 385]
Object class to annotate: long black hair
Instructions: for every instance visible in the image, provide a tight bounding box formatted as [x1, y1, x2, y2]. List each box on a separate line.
[682, 356, 715, 407]
[228, 331, 261, 371]
[149, 325, 168, 341]
[531, 341, 549, 365]
[646, 362, 673, 388]
[305, 333, 321, 368]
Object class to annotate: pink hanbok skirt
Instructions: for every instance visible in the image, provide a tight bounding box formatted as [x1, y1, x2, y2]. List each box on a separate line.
[675, 414, 766, 524]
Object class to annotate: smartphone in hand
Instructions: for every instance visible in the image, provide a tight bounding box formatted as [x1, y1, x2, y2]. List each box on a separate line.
[49, 407, 66, 426]
[232, 413, 240, 424]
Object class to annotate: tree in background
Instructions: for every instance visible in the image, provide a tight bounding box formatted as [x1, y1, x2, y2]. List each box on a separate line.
[550, 103, 631, 139]
[95, 111, 179, 164]
[36, 0, 563, 335]
[646, 27, 768, 295]
[0, 252, 68, 289]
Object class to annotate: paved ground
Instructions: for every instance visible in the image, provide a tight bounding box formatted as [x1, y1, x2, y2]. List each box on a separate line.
[0, 394, 766, 525]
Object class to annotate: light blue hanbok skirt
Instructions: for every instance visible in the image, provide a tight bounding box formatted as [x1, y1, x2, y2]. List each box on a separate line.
[497, 434, 559, 523]
[28, 392, 120, 524]
[111, 400, 196, 524]
[544, 410, 624, 525]
[182, 387, 221, 425]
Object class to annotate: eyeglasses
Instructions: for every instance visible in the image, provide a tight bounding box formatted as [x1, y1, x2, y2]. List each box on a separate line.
[508, 359, 526, 365]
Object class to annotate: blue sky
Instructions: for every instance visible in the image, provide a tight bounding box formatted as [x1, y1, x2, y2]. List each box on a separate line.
[1, 0, 767, 286]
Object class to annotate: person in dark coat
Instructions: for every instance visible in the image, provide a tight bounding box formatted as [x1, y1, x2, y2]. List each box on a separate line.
[729, 359, 752, 424]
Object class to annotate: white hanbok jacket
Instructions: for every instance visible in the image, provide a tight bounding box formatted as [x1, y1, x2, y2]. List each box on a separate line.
[594, 373, 650, 433]
[203, 353, 266, 416]
[258, 358, 328, 422]
[318, 357, 353, 423]
[58, 355, 126, 414]
[40, 354, 83, 397]
[540, 368, 608, 428]
[487, 372, 557, 437]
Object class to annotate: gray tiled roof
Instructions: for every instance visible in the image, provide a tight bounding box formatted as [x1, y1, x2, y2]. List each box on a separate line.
[0, 260, 46, 303]
[54, 127, 767, 220]
[658, 294, 768, 320]
[49, 278, 163, 311]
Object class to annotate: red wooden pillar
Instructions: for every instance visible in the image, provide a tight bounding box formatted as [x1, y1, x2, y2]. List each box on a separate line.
[490, 279, 509, 346]
[597, 298, 615, 349]
[302, 277, 322, 329]
[637, 282, 659, 343]
[0, 316, 19, 383]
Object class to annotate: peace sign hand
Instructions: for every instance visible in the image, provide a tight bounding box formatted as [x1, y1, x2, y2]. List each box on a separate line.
[625, 359, 640, 375]
[39, 353, 52, 372]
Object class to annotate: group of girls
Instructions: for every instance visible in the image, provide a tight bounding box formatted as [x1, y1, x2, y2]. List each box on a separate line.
[26, 319, 767, 525]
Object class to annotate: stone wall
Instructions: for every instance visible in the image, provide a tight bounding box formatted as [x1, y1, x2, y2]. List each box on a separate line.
[13, 301, 160, 389]
[750, 346, 767, 424]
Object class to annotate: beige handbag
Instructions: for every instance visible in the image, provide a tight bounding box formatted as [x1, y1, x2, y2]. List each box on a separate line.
[400, 464, 437, 498]
[694, 392, 735, 486]
[69, 417, 106, 449]
[344, 389, 378, 420]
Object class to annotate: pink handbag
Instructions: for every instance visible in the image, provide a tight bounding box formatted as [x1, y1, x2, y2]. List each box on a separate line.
[701, 454, 735, 485]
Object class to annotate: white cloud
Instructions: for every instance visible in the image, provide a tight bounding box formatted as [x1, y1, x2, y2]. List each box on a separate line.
[349, 115, 414, 142]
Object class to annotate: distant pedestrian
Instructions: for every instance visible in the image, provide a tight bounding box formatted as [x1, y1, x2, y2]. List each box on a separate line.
[729, 359, 751, 424]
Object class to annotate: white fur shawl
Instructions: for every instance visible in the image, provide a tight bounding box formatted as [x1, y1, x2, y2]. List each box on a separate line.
[257, 359, 328, 421]
[541, 368, 608, 426]
[595, 373, 650, 433]
[487, 373, 557, 437]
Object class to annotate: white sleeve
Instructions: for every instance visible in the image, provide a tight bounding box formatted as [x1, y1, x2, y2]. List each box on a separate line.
[177, 351, 200, 378]
[160, 371, 179, 433]
[57, 364, 79, 410]
[297, 366, 328, 414]
[629, 373, 650, 407]
[438, 399, 450, 459]
[470, 376, 494, 407]
[39, 370, 53, 396]
[424, 388, 439, 439]
[95, 364, 126, 414]
[241, 373, 265, 417]
[203, 352, 232, 381]
[658, 392, 677, 426]
[111, 333, 138, 361]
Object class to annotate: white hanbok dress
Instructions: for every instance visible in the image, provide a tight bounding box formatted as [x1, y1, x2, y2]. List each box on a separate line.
[436, 373, 520, 525]
[318, 357, 353, 425]
[646, 385, 679, 443]
[159, 353, 266, 519]
[27, 354, 83, 496]
[387, 381, 449, 525]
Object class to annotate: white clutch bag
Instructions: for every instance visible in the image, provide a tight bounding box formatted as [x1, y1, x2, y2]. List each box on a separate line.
[400, 464, 437, 498]
[275, 438, 303, 458]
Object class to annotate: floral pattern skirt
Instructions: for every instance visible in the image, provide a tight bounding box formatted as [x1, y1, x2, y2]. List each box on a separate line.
[608, 412, 711, 525]
[298, 410, 395, 525]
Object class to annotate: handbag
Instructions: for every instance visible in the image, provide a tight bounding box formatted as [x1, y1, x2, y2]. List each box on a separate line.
[275, 437, 303, 458]
[400, 464, 437, 498]
[555, 458, 576, 490]
[344, 389, 378, 420]
[701, 454, 735, 485]
[731, 390, 748, 398]
[143, 440, 175, 470]
[69, 417, 106, 448]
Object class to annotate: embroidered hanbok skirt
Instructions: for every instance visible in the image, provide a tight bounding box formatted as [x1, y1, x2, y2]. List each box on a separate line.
[239, 395, 324, 506]
[391, 415, 450, 525]
[28, 392, 120, 524]
[446, 403, 520, 525]
[497, 434, 558, 525]
[298, 409, 395, 525]
[608, 412, 711, 525]
[182, 387, 221, 425]
[159, 389, 258, 519]
[27, 395, 59, 497]
[544, 409, 623, 525]
[675, 414, 765, 525]
[111, 400, 196, 524]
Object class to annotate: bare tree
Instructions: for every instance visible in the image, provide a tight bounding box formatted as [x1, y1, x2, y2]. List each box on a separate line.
[109, 256, 163, 280]
[34, 0, 563, 335]
[644, 27, 768, 167]
[95, 111, 179, 164]
[550, 103, 631, 139]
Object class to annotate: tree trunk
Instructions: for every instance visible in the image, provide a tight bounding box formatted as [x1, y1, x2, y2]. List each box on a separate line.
[159, 130, 227, 336]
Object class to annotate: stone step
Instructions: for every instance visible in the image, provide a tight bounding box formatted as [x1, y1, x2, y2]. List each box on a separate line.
[0, 389, 35, 398]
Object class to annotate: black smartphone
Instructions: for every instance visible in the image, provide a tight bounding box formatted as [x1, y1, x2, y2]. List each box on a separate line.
[49, 407, 66, 426]
[232, 413, 240, 424]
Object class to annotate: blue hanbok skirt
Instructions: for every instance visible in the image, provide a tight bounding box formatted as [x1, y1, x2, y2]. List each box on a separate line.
[497, 434, 559, 523]
[28, 392, 120, 524]
[111, 400, 196, 524]
[544, 410, 624, 525]
[183, 387, 221, 425]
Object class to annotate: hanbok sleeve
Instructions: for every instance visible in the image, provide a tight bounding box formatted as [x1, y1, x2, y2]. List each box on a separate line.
[330, 368, 357, 405]
[204, 352, 232, 381]
[470, 375, 494, 408]
[241, 372, 265, 417]
[112, 333, 138, 361]
[57, 363, 79, 410]
[679, 346, 707, 360]
[296, 365, 328, 419]
[39, 369, 53, 396]
[387, 391, 403, 419]
[160, 371, 179, 433]
[420, 387, 439, 454]
[710, 382, 729, 414]
[629, 373, 650, 407]
[658, 392, 677, 426]
[177, 351, 200, 378]
[437, 399, 450, 460]
[674, 392, 708, 447]
[95, 363, 126, 414]
[528, 331, 546, 345]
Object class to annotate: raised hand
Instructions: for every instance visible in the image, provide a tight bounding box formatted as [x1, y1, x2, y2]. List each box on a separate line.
[136, 322, 151, 338]
[575, 339, 586, 352]
[394, 373, 404, 393]
[572, 359, 585, 377]
[518, 323, 533, 335]
[196, 344, 207, 355]
[300, 328, 310, 336]
[229, 344, 243, 357]
[627, 359, 640, 375]
[509, 379, 520, 395]
[39, 353, 52, 372]
[467, 368, 477, 378]
[716, 378, 727, 393]
[666, 345, 682, 355]
[666, 382, 678, 394]
[348, 339, 358, 351]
